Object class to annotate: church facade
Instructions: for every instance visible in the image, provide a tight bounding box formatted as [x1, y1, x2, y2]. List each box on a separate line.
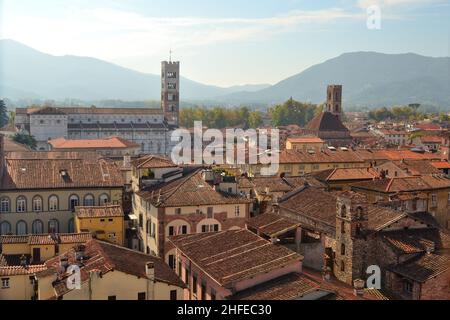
[14, 61, 180, 155]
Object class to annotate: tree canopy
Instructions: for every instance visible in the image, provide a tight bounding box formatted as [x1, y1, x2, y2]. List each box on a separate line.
[179, 106, 263, 129]
[269, 98, 319, 127]
[12, 132, 37, 150]
[0, 99, 8, 128]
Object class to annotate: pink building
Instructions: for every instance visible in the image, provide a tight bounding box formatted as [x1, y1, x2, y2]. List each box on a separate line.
[169, 229, 335, 300]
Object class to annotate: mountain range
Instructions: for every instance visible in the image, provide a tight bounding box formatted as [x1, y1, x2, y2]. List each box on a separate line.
[1, 39, 449, 108]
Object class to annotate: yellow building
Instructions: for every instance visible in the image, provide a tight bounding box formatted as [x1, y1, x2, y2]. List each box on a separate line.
[0, 233, 91, 300]
[0, 233, 92, 263]
[286, 137, 325, 151]
[36, 239, 185, 300]
[0, 148, 124, 235]
[74, 205, 125, 246]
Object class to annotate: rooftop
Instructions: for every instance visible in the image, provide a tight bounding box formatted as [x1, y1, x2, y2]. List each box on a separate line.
[246, 212, 300, 238]
[169, 229, 302, 288]
[352, 175, 450, 193]
[132, 154, 177, 169]
[137, 169, 251, 207]
[0, 233, 92, 245]
[313, 167, 379, 182]
[306, 112, 349, 132]
[43, 239, 185, 297]
[49, 136, 139, 150]
[0, 157, 124, 190]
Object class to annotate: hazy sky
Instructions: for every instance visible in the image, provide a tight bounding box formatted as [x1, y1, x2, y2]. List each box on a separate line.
[1, 0, 449, 87]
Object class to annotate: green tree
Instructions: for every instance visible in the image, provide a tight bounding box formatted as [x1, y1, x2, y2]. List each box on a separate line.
[0, 99, 8, 128]
[12, 132, 37, 150]
[270, 98, 318, 127]
[248, 111, 263, 128]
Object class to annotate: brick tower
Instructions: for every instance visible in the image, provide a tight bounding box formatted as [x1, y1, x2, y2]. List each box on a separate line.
[326, 85, 342, 120]
[161, 58, 180, 127]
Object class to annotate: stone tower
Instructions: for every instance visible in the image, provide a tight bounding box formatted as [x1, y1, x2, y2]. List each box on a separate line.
[326, 85, 342, 120]
[334, 192, 369, 285]
[161, 60, 180, 127]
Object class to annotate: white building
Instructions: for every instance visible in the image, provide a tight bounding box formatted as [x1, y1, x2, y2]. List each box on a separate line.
[14, 61, 181, 154]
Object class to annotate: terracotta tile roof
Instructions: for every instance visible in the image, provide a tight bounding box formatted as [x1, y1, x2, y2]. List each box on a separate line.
[388, 253, 450, 283]
[28, 233, 92, 245]
[279, 148, 365, 164]
[306, 112, 349, 132]
[18, 106, 163, 115]
[1, 158, 124, 190]
[246, 213, 300, 238]
[313, 168, 379, 182]
[230, 273, 334, 300]
[49, 136, 139, 149]
[4, 139, 30, 152]
[137, 170, 252, 207]
[352, 175, 450, 193]
[251, 176, 312, 193]
[431, 161, 450, 169]
[132, 155, 177, 169]
[420, 136, 442, 143]
[389, 160, 441, 175]
[381, 228, 450, 254]
[43, 239, 184, 297]
[287, 137, 325, 144]
[357, 149, 442, 161]
[279, 187, 405, 233]
[414, 123, 441, 131]
[0, 235, 29, 244]
[0, 264, 47, 276]
[28, 106, 67, 115]
[169, 229, 302, 287]
[75, 205, 124, 218]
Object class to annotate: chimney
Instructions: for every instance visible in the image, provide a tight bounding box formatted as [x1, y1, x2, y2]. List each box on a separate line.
[145, 262, 155, 281]
[75, 245, 86, 262]
[425, 242, 435, 254]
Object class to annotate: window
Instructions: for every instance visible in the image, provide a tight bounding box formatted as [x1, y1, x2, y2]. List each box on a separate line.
[16, 197, 26, 213]
[69, 195, 79, 211]
[169, 226, 174, 236]
[170, 290, 178, 300]
[312, 164, 320, 170]
[185, 267, 190, 287]
[108, 296, 116, 300]
[235, 206, 240, 217]
[99, 194, 109, 205]
[175, 208, 181, 215]
[16, 221, 27, 235]
[431, 194, 437, 207]
[340, 205, 347, 218]
[49, 195, 58, 211]
[403, 280, 413, 293]
[32, 196, 43, 212]
[1, 278, 10, 289]
[137, 292, 146, 300]
[167, 72, 177, 78]
[84, 194, 95, 206]
[201, 224, 219, 233]
[340, 260, 345, 272]
[192, 274, 197, 294]
[168, 255, 175, 270]
[0, 197, 10, 213]
[201, 281, 206, 300]
[0, 222, 11, 235]
[181, 225, 187, 235]
[447, 192, 450, 205]
[207, 207, 213, 218]
[48, 219, 59, 233]
[32, 220, 43, 234]
[168, 83, 177, 90]
[341, 243, 346, 255]
[210, 289, 216, 301]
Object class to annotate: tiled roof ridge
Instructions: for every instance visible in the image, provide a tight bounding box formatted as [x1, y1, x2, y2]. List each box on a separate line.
[157, 168, 206, 204]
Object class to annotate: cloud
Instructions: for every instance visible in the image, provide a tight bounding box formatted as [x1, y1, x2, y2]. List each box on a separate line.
[357, 0, 445, 9]
[1, 6, 364, 63]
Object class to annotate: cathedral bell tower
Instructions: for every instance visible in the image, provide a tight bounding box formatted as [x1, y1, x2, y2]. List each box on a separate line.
[161, 54, 180, 127]
[326, 85, 342, 120]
